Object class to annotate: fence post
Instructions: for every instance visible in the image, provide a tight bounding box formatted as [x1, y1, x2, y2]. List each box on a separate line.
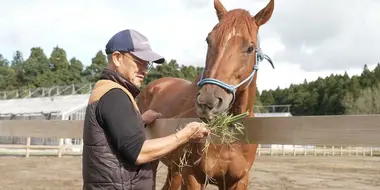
[282, 145, 285, 156]
[58, 138, 64, 157]
[332, 146, 335, 156]
[25, 137, 31, 158]
[80, 139, 84, 155]
[258, 144, 261, 156]
[304, 146, 307, 156]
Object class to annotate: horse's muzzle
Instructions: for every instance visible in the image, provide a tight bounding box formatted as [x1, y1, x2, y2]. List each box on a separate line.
[195, 85, 233, 120]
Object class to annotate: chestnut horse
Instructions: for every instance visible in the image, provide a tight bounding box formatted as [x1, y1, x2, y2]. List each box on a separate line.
[137, 0, 275, 189]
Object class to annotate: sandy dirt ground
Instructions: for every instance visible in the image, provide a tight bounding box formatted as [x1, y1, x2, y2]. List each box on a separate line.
[0, 156, 379, 190]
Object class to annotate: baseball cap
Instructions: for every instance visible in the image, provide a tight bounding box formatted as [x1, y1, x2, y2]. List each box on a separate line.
[105, 29, 165, 64]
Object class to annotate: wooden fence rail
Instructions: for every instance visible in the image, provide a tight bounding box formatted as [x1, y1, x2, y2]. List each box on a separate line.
[1, 115, 380, 157]
[257, 146, 380, 157]
[1, 145, 378, 157]
[1, 144, 378, 158]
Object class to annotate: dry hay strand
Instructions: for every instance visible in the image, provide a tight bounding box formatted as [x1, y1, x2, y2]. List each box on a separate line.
[203, 111, 249, 147]
[174, 111, 250, 186]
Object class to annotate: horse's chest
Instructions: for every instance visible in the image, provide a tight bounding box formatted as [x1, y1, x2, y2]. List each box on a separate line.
[201, 150, 249, 180]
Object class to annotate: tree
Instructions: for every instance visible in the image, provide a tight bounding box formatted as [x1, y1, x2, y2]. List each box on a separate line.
[0, 54, 16, 90]
[49, 46, 70, 85]
[19, 47, 53, 88]
[83, 50, 108, 82]
[1, 45, 379, 118]
[342, 84, 380, 115]
[69, 57, 85, 84]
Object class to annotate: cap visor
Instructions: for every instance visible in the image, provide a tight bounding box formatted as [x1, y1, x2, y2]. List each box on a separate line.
[130, 51, 165, 64]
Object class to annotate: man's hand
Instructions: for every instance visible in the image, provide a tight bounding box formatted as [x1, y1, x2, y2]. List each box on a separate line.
[179, 122, 210, 143]
[141, 109, 162, 125]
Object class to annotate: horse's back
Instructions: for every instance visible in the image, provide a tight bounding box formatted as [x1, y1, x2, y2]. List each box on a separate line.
[138, 77, 196, 117]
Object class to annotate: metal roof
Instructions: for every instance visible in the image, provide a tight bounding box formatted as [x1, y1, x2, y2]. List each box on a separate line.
[0, 93, 292, 117]
[0, 94, 90, 116]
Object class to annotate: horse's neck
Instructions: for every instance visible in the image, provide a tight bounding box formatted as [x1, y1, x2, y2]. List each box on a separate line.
[247, 84, 257, 117]
[170, 79, 199, 118]
[192, 73, 202, 85]
[232, 83, 257, 117]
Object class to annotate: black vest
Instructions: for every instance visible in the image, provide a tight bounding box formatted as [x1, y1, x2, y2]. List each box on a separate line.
[82, 68, 154, 190]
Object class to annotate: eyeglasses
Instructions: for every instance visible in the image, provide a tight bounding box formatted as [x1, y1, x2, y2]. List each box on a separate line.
[123, 53, 153, 70]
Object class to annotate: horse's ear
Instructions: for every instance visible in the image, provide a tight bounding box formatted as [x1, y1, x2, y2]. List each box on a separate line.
[214, 0, 227, 20]
[253, 0, 274, 27]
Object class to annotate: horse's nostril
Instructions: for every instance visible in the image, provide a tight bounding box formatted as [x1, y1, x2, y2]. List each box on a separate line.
[206, 103, 214, 110]
[216, 97, 223, 108]
[197, 99, 218, 110]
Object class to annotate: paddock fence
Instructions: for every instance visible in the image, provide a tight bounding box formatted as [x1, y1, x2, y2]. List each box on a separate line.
[0, 115, 380, 158]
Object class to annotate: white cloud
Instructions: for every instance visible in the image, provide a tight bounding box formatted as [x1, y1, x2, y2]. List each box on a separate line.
[0, 0, 378, 91]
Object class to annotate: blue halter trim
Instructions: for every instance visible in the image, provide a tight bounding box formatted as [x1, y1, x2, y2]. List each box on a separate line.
[197, 33, 275, 104]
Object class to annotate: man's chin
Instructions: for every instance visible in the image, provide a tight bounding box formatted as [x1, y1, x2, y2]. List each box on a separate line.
[133, 81, 142, 88]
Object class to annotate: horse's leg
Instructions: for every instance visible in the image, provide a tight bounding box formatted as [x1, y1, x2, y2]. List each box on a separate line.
[181, 166, 205, 190]
[162, 166, 182, 190]
[222, 174, 249, 190]
[223, 144, 257, 190]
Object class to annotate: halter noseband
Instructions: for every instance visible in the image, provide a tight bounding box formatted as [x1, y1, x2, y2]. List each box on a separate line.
[197, 33, 275, 104]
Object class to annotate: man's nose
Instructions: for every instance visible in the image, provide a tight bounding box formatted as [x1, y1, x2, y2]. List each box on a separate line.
[141, 68, 148, 75]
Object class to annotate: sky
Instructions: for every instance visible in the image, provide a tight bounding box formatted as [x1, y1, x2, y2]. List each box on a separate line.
[1, 0, 379, 92]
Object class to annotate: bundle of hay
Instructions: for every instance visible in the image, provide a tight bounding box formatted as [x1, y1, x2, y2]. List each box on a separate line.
[204, 111, 249, 146]
[177, 111, 249, 169]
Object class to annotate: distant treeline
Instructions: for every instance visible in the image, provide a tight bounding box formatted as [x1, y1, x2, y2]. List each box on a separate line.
[1, 46, 379, 116]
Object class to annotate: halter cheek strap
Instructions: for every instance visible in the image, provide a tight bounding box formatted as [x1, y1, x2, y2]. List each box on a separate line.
[197, 33, 275, 104]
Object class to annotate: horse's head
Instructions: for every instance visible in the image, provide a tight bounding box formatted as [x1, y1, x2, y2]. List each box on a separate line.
[196, 0, 275, 121]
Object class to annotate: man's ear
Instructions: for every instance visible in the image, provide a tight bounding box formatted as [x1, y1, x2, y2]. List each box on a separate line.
[112, 51, 122, 68]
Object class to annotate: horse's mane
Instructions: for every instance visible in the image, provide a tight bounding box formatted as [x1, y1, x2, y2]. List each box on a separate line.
[213, 9, 255, 46]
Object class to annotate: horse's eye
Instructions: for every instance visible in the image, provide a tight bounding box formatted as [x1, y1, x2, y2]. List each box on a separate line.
[247, 46, 254, 54]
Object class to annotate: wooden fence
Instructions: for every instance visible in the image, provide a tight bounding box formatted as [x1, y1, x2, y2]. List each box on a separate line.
[257, 146, 380, 156]
[1, 115, 380, 158]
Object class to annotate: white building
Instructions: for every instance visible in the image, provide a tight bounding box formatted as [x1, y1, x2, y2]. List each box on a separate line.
[0, 84, 91, 146]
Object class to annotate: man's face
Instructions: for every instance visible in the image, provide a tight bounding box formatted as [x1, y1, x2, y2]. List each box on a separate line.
[111, 52, 151, 88]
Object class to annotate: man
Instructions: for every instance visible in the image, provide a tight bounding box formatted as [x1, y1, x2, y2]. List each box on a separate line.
[82, 29, 210, 190]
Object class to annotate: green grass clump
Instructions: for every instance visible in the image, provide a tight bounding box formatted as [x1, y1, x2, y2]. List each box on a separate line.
[204, 111, 249, 146]
[173, 111, 250, 187]
[201, 111, 250, 186]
